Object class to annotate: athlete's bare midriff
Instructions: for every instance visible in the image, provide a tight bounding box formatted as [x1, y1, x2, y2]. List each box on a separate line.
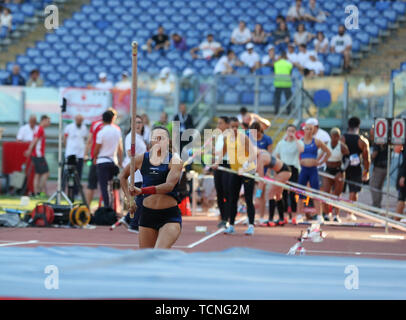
[300, 158, 318, 167]
[143, 194, 178, 210]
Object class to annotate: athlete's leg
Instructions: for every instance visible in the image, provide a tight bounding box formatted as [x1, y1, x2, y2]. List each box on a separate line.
[139, 226, 159, 249]
[155, 223, 181, 249]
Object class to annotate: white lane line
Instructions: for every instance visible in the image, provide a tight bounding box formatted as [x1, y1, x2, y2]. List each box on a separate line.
[370, 234, 405, 240]
[0, 240, 39, 247]
[187, 217, 246, 249]
[0, 240, 187, 248]
[305, 249, 406, 257]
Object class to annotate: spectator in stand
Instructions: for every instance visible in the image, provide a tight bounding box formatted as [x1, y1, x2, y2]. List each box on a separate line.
[180, 68, 198, 104]
[146, 26, 170, 53]
[287, 43, 300, 67]
[173, 103, 194, 157]
[94, 72, 113, 90]
[3, 64, 25, 86]
[314, 31, 329, 54]
[17, 115, 37, 142]
[23, 115, 51, 197]
[171, 33, 187, 51]
[296, 44, 316, 71]
[230, 20, 251, 45]
[0, 7, 12, 38]
[273, 20, 290, 54]
[213, 50, 242, 75]
[287, 0, 308, 23]
[261, 44, 278, 68]
[276, 14, 286, 25]
[252, 23, 268, 46]
[141, 113, 151, 145]
[154, 67, 175, 95]
[114, 71, 131, 90]
[26, 69, 43, 87]
[190, 34, 223, 60]
[239, 43, 261, 73]
[330, 24, 352, 72]
[306, 0, 329, 23]
[303, 52, 324, 77]
[153, 111, 173, 137]
[293, 23, 314, 46]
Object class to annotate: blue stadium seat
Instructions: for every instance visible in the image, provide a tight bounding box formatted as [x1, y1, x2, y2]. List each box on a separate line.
[21, 3, 35, 16]
[366, 10, 379, 19]
[223, 91, 239, 104]
[12, 13, 25, 25]
[355, 31, 370, 45]
[56, 65, 70, 74]
[66, 58, 80, 67]
[76, 65, 91, 75]
[83, 73, 98, 84]
[376, 1, 391, 11]
[366, 25, 379, 38]
[393, 2, 406, 14]
[236, 67, 251, 76]
[323, 63, 331, 76]
[257, 67, 272, 75]
[86, 58, 100, 67]
[64, 19, 77, 29]
[241, 91, 254, 105]
[259, 92, 273, 106]
[359, 2, 373, 11]
[375, 16, 389, 30]
[351, 39, 361, 52]
[383, 9, 398, 23]
[326, 54, 342, 69]
[60, 50, 74, 59]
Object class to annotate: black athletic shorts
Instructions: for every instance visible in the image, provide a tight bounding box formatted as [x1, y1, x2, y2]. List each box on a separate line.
[326, 166, 342, 176]
[276, 163, 291, 174]
[397, 175, 406, 201]
[31, 157, 49, 174]
[345, 166, 362, 193]
[139, 206, 182, 230]
[87, 164, 98, 190]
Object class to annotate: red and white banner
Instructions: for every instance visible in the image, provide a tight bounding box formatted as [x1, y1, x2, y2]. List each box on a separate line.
[391, 118, 405, 145]
[374, 118, 388, 144]
[59, 88, 112, 124]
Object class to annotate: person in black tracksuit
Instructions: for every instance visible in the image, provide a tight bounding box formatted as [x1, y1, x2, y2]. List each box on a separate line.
[341, 117, 370, 220]
[213, 116, 231, 228]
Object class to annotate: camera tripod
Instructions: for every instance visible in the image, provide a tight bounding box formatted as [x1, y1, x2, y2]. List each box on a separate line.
[61, 158, 88, 208]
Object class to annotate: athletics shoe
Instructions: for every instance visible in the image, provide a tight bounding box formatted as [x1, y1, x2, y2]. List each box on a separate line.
[323, 213, 330, 221]
[244, 224, 254, 235]
[333, 215, 342, 223]
[217, 220, 228, 229]
[224, 225, 235, 235]
[276, 220, 285, 226]
[268, 221, 277, 227]
[258, 221, 269, 227]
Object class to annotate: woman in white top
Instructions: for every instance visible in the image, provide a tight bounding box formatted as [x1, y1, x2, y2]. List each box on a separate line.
[141, 113, 151, 145]
[293, 24, 314, 47]
[321, 128, 349, 222]
[0, 8, 12, 38]
[274, 125, 302, 220]
[314, 32, 329, 54]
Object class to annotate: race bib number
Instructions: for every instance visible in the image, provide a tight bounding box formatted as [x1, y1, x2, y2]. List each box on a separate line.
[349, 154, 360, 167]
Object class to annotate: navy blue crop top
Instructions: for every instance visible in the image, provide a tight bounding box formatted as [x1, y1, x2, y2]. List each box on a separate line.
[300, 138, 318, 159]
[140, 152, 180, 203]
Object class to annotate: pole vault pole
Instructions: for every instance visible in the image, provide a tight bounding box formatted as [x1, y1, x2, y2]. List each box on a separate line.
[385, 145, 392, 233]
[129, 41, 138, 218]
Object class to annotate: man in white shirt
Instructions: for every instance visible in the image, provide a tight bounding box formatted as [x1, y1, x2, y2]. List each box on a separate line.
[261, 44, 279, 68]
[63, 114, 88, 198]
[214, 50, 242, 74]
[114, 71, 131, 90]
[231, 21, 251, 45]
[17, 115, 37, 142]
[64, 114, 88, 177]
[306, 118, 331, 145]
[330, 25, 352, 71]
[94, 72, 114, 90]
[93, 110, 123, 208]
[287, 0, 308, 22]
[154, 67, 174, 95]
[240, 43, 260, 72]
[287, 43, 300, 67]
[304, 53, 324, 77]
[190, 34, 224, 59]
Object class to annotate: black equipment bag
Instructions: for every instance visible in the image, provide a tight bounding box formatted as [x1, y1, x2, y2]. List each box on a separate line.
[93, 207, 117, 225]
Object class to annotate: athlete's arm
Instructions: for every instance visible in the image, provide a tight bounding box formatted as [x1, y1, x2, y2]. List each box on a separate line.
[120, 154, 144, 207]
[256, 152, 266, 196]
[315, 138, 331, 166]
[359, 136, 370, 180]
[117, 138, 124, 168]
[341, 142, 350, 156]
[92, 143, 101, 164]
[156, 154, 184, 194]
[23, 136, 39, 157]
[84, 132, 93, 160]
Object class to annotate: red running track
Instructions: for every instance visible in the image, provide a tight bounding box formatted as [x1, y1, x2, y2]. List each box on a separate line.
[0, 214, 405, 260]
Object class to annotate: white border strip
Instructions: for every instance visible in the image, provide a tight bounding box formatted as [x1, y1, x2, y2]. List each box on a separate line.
[305, 249, 406, 257]
[187, 217, 246, 248]
[0, 240, 39, 247]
